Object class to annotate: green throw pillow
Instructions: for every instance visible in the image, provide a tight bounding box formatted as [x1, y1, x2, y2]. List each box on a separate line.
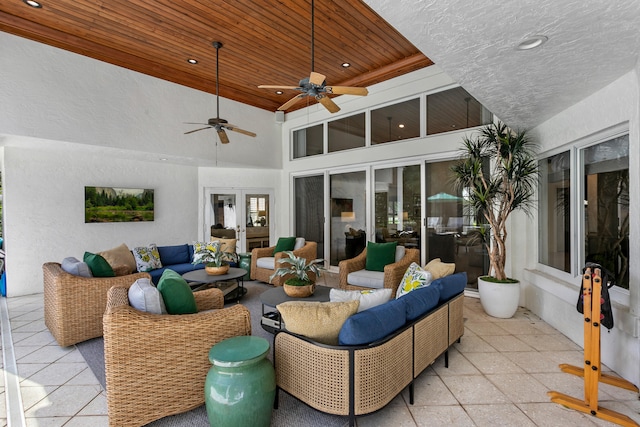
[157, 269, 197, 314]
[274, 236, 296, 253]
[83, 252, 115, 277]
[365, 242, 397, 272]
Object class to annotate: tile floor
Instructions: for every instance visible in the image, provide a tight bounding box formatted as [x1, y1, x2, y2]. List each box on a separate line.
[1, 290, 639, 427]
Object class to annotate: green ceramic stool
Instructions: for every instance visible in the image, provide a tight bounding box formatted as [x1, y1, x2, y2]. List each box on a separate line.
[205, 336, 275, 427]
[238, 252, 251, 280]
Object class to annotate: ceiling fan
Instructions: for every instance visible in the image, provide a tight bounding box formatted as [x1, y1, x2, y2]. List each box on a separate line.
[184, 41, 256, 144]
[258, 0, 368, 114]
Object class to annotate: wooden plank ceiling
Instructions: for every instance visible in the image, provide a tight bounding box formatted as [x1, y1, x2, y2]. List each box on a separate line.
[0, 0, 433, 112]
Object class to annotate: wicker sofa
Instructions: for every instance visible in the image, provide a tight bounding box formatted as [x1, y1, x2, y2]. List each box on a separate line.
[103, 285, 252, 427]
[43, 262, 151, 347]
[273, 272, 466, 427]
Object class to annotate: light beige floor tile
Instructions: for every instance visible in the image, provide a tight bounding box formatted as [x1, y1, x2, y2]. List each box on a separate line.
[64, 415, 110, 427]
[463, 352, 525, 374]
[464, 321, 510, 336]
[17, 363, 49, 380]
[432, 348, 481, 376]
[66, 367, 102, 386]
[17, 345, 73, 364]
[402, 375, 458, 406]
[502, 351, 561, 373]
[464, 403, 537, 426]
[440, 375, 509, 404]
[57, 349, 86, 363]
[410, 405, 475, 427]
[486, 373, 550, 403]
[77, 392, 108, 416]
[542, 350, 586, 369]
[453, 335, 497, 353]
[26, 362, 87, 385]
[25, 417, 69, 427]
[481, 335, 535, 352]
[356, 404, 417, 427]
[517, 334, 581, 351]
[24, 385, 102, 417]
[531, 372, 617, 401]
[12, 320, 47, 334]
[13, 330, 56, 347]
[11, 310, 45, 322]
[517, 402, 601, 426]
[494, 320, 548, 335]
[20, 385, 58, 411]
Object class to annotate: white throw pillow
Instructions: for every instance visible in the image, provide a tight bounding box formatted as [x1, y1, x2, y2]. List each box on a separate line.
[330, 288, 392, 312]
[128, 278, 167, 314]
[396, 262, 433, 299]
[61, 257, 93, 278]
[293, 237, 306, 250]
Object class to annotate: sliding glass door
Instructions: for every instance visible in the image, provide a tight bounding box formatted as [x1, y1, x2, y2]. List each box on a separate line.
[294, 175, 325, 259]
[330, 171, 367, 266]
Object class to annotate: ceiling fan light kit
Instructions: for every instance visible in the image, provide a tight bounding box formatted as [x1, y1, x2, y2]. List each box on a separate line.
[184, 41, 256, 144]
[257, 0, 368, 114]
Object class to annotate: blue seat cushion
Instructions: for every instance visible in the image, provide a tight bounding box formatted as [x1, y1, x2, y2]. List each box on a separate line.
[402, 284, 441, 321]
[158, 244, 190, 265]
[433, 272, 467, 302]
[338, 297, 407, 345]
[149, 263, 204, 284]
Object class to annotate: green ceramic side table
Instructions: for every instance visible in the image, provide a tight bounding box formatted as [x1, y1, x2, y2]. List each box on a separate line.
[238, 252, 251, 280]
[205, 336, 275, 427]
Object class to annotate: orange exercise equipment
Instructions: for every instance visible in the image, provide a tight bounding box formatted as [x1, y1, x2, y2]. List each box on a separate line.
[548, 266, 639, 426]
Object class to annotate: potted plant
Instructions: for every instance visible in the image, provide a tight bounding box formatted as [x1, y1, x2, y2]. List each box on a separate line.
[451, 121, 539, 318]
[269, 251, 325, 297]
[193, 240, 238, 275]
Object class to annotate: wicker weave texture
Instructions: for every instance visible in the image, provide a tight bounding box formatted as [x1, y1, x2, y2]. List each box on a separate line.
[103, 286, 251, 427]
[448, 294, 465, 345]
[250, 241, 318, 286]
[338, 248, 420, 296]
[43, 262, 151, 347]
[354, 328, 413, 414]
[275, 333, 351, 415]
[414, 305, 448, 377]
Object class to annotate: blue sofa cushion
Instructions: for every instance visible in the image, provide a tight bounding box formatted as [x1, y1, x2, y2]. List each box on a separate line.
[402, 284, 441, 321]
[433, 272, 467, 302]
[338, 297, 407, 345]
[158, 244, 190, 265]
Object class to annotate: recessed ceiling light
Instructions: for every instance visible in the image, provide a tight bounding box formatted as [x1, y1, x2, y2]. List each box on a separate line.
[398, 123, 405, 128]
[159, 158, 168, 161]
[341, 62, 350, 68]
[516, 35, 548, 50]
[275, 90, 283, 95]
[187, 58, 198, 64]
[23, 0, 42, 8]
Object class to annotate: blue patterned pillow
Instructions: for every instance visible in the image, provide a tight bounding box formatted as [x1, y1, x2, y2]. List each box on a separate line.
[396, 262, 432, 298]
[132, 243, 162, 272]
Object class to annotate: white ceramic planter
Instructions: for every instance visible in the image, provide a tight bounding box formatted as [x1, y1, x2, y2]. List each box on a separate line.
[477, 276, 520, 318]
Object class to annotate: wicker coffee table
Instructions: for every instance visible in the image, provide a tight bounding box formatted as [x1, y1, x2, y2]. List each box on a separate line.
[182, 267, 247, 302]
[260, 285, 331, 333]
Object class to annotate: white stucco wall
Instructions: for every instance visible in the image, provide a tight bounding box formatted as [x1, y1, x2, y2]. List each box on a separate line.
[1, 140, 200, 296]
[521, 69, 640, 386]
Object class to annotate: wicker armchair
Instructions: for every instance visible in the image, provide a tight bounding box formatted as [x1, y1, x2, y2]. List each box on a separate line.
[339, 247, 420, 296]
[43, 262, 151, 347]
[250, 241, 318, 286]
[103, 286, 252, 427]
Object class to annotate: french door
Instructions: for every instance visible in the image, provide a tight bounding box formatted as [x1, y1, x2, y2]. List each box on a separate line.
[204, 188, 274, 253]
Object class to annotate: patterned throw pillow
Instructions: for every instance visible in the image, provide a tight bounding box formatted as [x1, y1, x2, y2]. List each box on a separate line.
[132, 243, 163, 272]
[329, 288, 392, 312]
[192, 241, 218, 264]
[396, 262, 433, 298]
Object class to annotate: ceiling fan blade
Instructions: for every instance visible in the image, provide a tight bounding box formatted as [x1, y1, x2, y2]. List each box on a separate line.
[184, 126, 212, 135]
[309, 72, 326, 86]
[258, 85, 300, 90]
[317, 95, 341, 113]
[278, 94, 306, 111]
[184, 122, 208, 125]
[225, 124, 257, 137]
[325, 86, 369, 96]
[217, 128, 230, 144]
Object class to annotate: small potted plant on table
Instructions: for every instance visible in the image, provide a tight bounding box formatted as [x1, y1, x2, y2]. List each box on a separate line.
[193, 240, 238, 275]
[269, 251, 325, 297]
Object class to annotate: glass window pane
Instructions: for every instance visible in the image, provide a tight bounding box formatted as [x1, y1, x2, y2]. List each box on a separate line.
[374, 165, 421, 252]
[294, 175, 325, 259]
[426, 87, 492, 135]
[425, 160, 486, 290]
[330, 171, 366, 266]
[538, 151, 571, 273]
[371, 98, 420, 144]
[292, 124, 323, 158]
[583, 135, 629, 289]
[328, 113, 365, 152]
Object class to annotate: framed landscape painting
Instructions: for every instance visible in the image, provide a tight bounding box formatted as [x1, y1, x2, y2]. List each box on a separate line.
[85, 186, 154, 223]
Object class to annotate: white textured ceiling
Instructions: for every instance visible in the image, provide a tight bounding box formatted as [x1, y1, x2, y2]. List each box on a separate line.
[364, 0, 640, 129]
